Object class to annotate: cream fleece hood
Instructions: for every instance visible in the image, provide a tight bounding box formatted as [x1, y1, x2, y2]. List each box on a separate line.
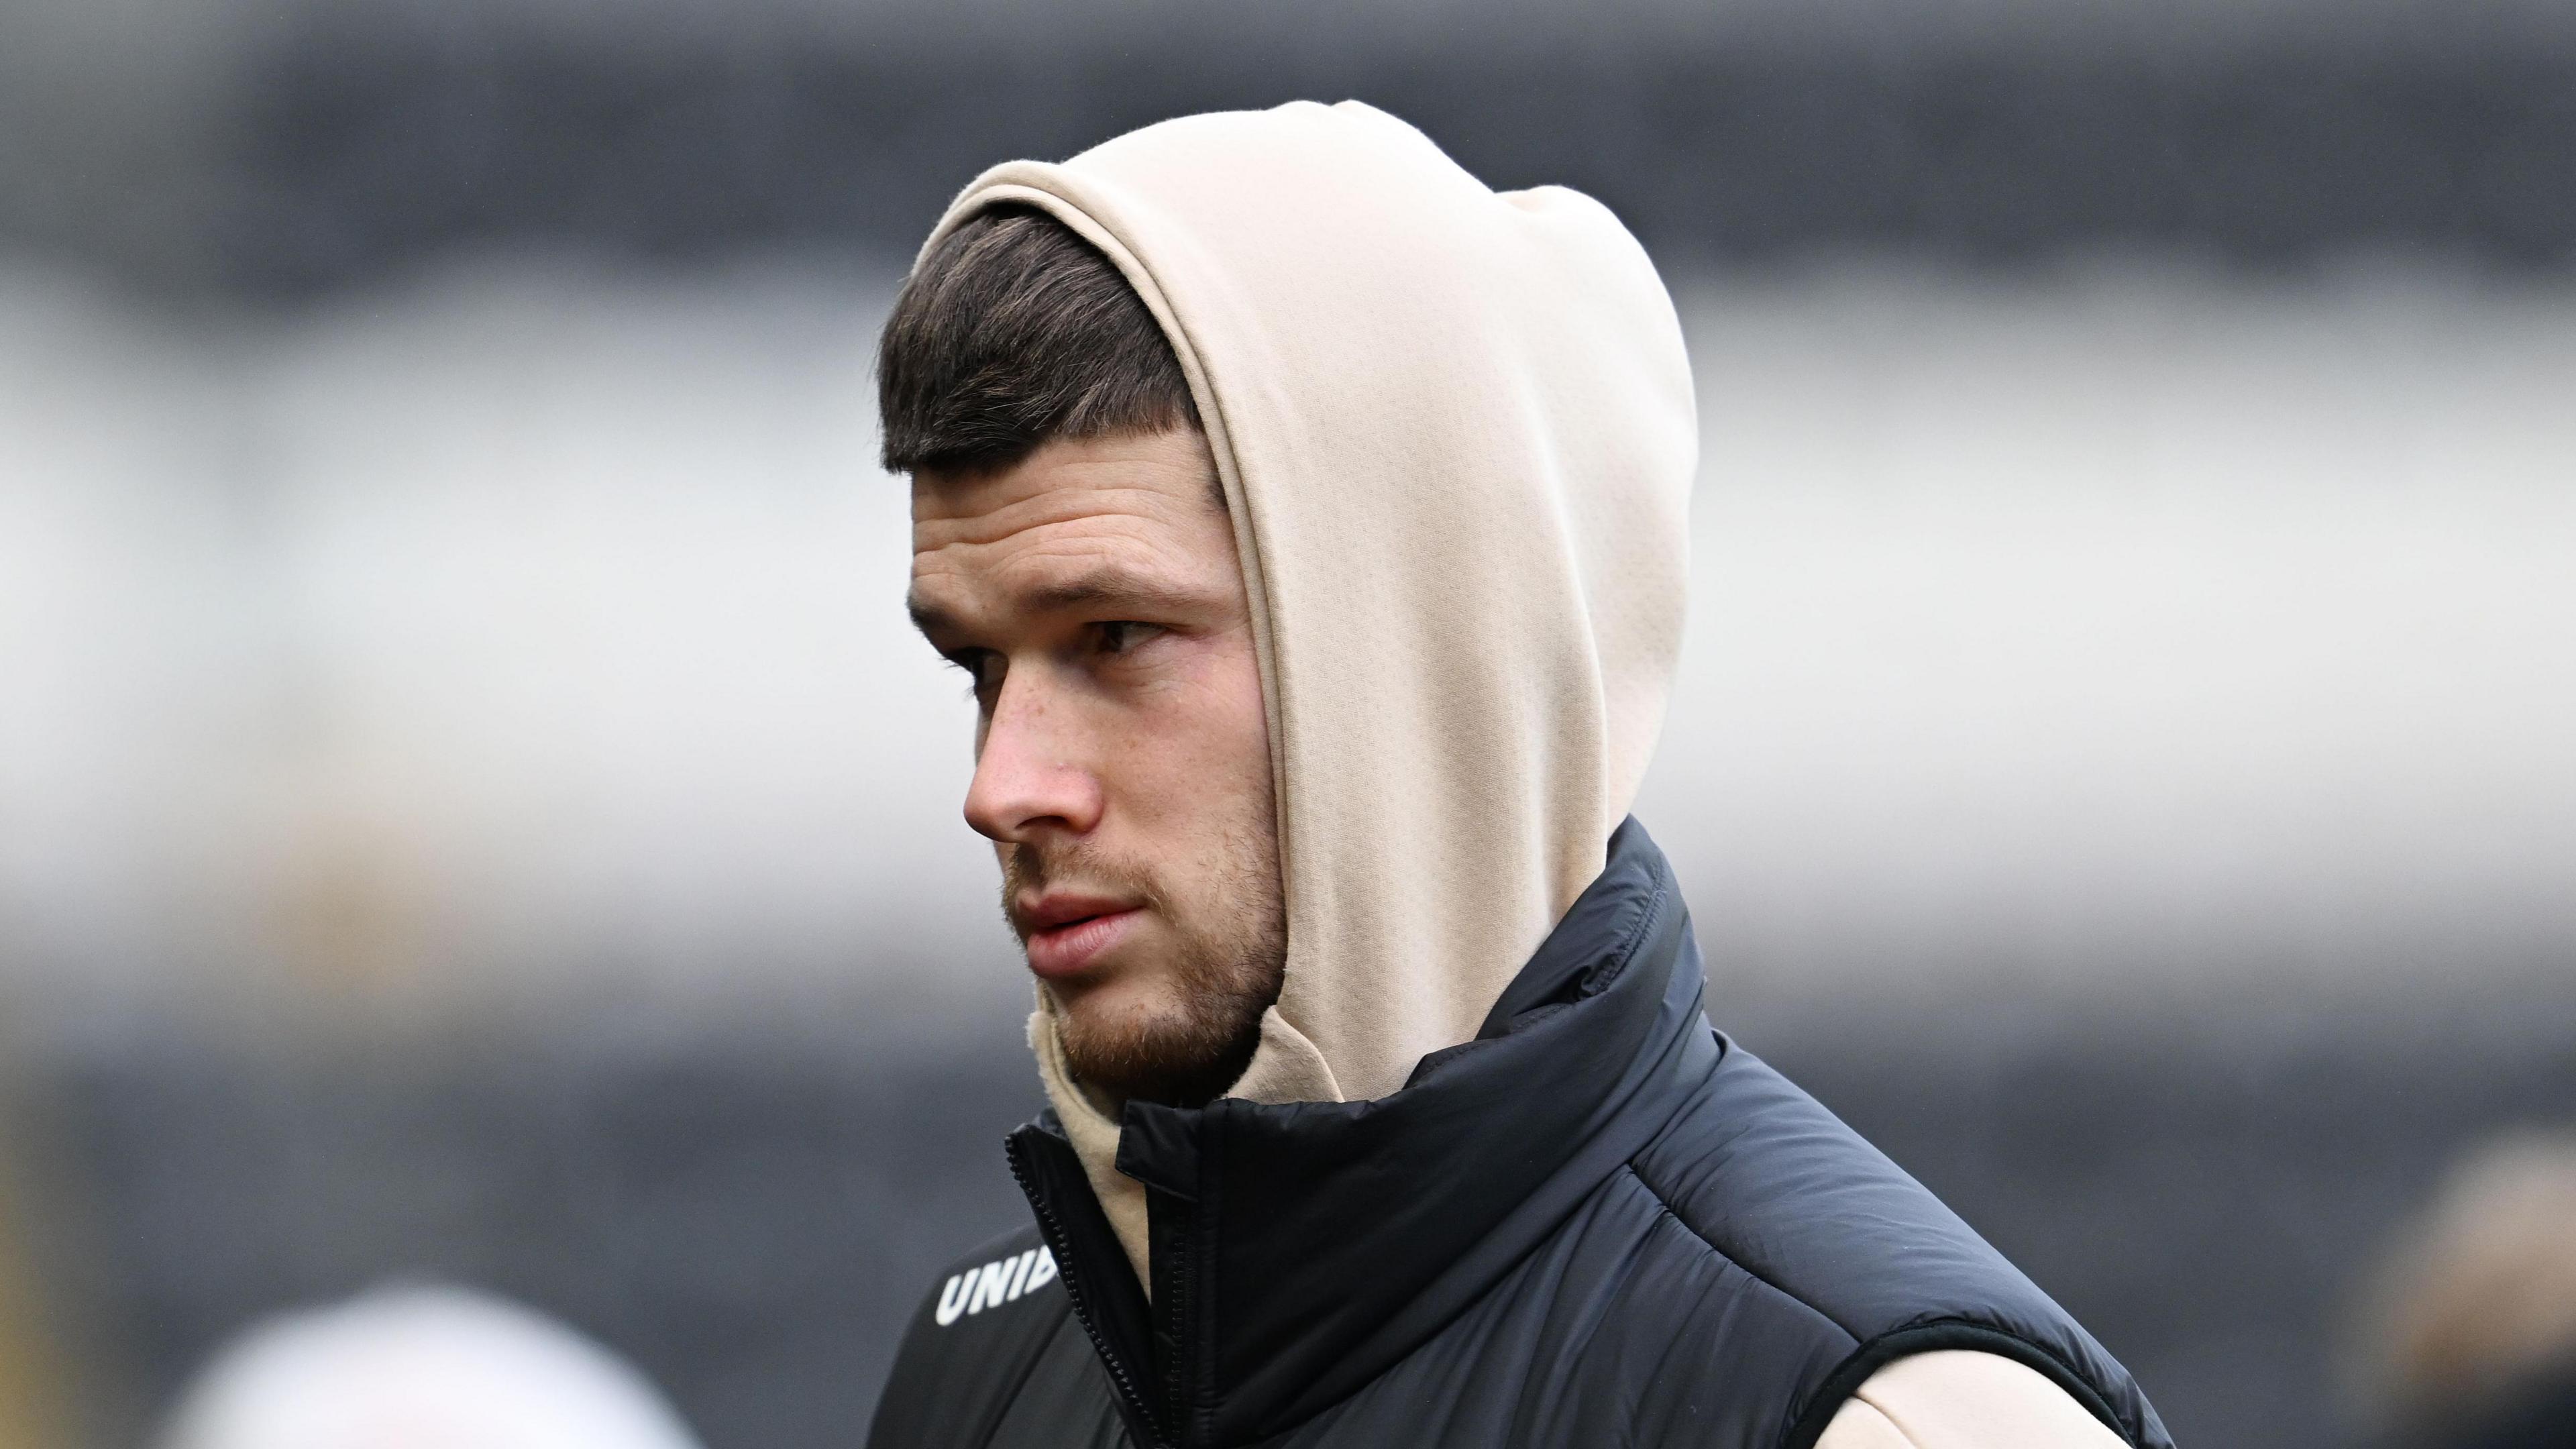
[917, 101, 1695, 1275]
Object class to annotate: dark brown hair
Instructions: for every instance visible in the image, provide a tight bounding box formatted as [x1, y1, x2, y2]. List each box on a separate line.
[877, 205, 1201, 476]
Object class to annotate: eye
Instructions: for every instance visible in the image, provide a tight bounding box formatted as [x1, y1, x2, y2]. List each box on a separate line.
[1095, 621, 1166, 655]
[946, 648, 1002, 698]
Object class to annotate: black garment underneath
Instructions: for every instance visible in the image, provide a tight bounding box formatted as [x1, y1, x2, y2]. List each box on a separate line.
[867, 821, 2171, 1449]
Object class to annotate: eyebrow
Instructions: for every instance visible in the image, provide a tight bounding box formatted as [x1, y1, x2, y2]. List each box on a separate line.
[908, 567, 1212, 643]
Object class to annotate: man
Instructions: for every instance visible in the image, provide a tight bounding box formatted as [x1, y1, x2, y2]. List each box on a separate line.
[2361, 1132, 2576, 1449]
[867, 102, 2169, 1449]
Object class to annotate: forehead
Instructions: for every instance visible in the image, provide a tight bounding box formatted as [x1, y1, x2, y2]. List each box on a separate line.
[908, 431, 1234, 614]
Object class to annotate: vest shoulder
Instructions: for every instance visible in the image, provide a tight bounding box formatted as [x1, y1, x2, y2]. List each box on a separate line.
[1633, 1041, 2044, 1334]
[1629, 1040, 2171, 1449]
[865, 1224, 1087, 1449]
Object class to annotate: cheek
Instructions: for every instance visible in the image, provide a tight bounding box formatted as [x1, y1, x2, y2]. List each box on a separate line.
[1213, 661, 1274, 790]
[1121, 643, 1272, 806]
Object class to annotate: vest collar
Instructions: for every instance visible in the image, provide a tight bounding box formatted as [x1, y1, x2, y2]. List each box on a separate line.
[1006, 820, 1719, 1447]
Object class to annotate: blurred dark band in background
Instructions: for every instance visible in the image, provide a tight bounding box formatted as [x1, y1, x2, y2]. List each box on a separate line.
[6, 0, 2576, 298]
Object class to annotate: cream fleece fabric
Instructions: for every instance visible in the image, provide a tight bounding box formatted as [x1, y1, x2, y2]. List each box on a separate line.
[1817, 1352, 2131, 1449]
[920, 99, 1697, 1271]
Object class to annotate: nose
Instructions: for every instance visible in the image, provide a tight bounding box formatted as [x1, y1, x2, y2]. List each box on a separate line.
[962, 670, 1105, 844]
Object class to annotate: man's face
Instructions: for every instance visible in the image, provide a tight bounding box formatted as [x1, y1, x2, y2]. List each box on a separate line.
[908, 429, 1285, 1107]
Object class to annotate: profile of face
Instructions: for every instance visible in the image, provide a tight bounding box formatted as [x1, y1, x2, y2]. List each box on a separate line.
[908, 429, 1287, 1108]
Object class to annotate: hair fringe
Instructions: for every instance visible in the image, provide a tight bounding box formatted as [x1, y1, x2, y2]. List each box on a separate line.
[877, 206, 1200, 476]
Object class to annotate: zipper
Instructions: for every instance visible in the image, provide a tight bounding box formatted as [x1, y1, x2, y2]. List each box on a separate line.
[1151, 1186, 1197, 1442]
[1004, 1134, 1173, 1449]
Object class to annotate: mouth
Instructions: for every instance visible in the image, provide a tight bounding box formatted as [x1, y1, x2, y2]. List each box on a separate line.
[1018, 894, 1145, 982]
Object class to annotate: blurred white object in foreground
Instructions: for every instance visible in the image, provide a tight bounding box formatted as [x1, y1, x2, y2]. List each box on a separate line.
[159, 1285, 701, 1449]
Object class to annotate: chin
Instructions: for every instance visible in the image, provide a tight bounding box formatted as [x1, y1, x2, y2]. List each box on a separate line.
[1052, 977, 1181, 1055]
[1055, 991, 1252, 1108]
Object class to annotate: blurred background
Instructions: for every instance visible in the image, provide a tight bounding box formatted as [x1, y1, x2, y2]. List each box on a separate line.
[3, 1, 2573, 1446]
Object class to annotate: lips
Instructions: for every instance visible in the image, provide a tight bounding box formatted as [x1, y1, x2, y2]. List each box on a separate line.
[1017, 894, 1144, 981]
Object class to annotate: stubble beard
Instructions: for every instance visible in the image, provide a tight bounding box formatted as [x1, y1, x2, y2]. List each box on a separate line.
[1002, 816, 1287, 1109]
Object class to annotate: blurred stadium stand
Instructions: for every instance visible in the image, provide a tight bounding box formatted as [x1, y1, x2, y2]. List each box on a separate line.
[2, 0, 2573, 295]
[11, 998, 2575, 1449]
[2, 4, 2572, 1449]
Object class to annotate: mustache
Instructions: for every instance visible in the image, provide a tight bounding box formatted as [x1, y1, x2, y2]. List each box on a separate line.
[998, 842, 1162, 938]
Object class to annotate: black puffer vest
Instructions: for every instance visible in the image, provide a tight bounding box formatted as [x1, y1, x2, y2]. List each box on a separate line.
[867, 821, 2171, 1449]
